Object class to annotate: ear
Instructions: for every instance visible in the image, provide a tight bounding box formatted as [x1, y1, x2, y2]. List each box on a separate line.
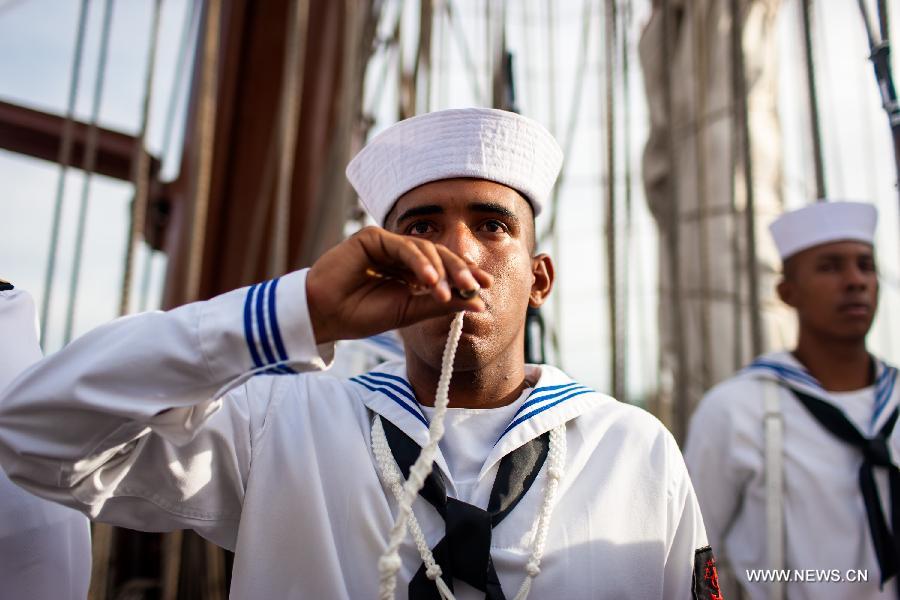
[529, 254, 555, 308]
[776, 277, 796, 308]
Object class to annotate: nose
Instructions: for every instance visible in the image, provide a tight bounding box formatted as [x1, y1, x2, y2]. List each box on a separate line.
[439, 221, 480, 265]
[844, 263, 869, 291]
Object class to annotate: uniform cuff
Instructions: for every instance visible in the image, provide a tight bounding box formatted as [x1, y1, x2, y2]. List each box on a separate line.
[199, 268, 334, 383]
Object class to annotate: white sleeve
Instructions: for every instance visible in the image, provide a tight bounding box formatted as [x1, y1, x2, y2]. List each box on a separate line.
[683, 385, 748, 559]
[661, 430, 719, 600]
[0, 269, 334, 549]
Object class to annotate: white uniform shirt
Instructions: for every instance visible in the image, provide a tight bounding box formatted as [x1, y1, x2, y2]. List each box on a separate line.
[685, 350, 900, 599]
[0, 288, 91, 599]
[0, 269, 711, 599]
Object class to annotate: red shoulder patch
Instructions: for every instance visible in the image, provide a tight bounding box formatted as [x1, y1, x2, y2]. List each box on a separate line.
[692, 545, 725, 600]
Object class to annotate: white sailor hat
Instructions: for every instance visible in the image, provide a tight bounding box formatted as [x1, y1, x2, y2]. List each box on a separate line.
[769, 200, 878, 261]
[346, 107, 564, 225]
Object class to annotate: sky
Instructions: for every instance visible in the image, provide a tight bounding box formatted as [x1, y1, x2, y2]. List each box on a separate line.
[1, 0, 899, 403]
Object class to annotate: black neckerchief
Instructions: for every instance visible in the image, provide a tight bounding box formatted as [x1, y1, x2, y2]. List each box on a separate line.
[791, 388, 900, 594]
[380, 416, 550, 600]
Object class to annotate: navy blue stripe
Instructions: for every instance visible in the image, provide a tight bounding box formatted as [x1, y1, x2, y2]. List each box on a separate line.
[255, 280, 278, 365]
[260, 366, 295, 375]
[351, 378, 429, 427]
[750, 360, 821, 388]
[358, 374, 418, 405]
[513, 383, 586, 417]
[877, 365, 891, 388]
[499, 388, 594, 440]
[367, 371, 417, 396]
[529, 382, 584, 395]
[268, 277, 291, 362]
[243, 284, 264, 368]
[750, 361, 821, 390]
[873, 369, 897, 425]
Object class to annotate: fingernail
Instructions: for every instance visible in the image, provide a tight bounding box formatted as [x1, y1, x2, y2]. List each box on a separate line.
[438, 280, 451, 298]
[424, 265, 439, 282]
[456, 284, 480, 299]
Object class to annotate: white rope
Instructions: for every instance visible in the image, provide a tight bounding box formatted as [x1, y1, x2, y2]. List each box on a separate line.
[371, 309, 568, 598]
[377, 311, 465, 599]
[372, 417, 456, 600]
[512, 425, 566, 600]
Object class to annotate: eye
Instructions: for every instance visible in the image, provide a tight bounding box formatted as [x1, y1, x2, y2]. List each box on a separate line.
[860, 259, 877, 273]
[406, 221, 436, 236]
[478, 219, 509, 234]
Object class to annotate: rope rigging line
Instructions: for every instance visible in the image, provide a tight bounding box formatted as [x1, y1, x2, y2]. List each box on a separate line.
[801, 0, 828, 201]
[540, 0, 593, 247]
[621, 0, 638, 397]
[119, 0, 164, 317]
[660, 0, 691, 442]
[545, 0, 563, 363]
[858, 0, 900, 224]
[364, 0, 404, 123]
[540, 0, 592, 368]
[62, 0, 117, 346]
[414, 0, 434, 113]
[139, 0, 201, 312]
[691, 0, 713, 393]
[39, 0, 90, 347]
[730, 0, 763, 361]
[443, 0, 486, 103]
[603, 0, 623, 401]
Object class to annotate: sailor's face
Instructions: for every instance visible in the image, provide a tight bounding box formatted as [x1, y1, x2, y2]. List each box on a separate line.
[779, 241, 879, 341]
[386, 178, 547, 370]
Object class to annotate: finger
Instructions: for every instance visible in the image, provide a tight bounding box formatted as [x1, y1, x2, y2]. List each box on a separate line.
[434, 245, 481, 295]
[409, 239, 452, 302]
[470, 267, 493, 290]
[360, 229, 440, 288]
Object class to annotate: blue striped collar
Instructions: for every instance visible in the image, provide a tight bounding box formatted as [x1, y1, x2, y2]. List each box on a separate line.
[350, 361, 607, 482]
[745, 351, 899, 432]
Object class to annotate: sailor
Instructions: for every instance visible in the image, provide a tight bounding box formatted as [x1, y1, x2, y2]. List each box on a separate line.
[0, 280, 91, 599]
[685, 200, 897, 599]
[0, 108, 719, 599]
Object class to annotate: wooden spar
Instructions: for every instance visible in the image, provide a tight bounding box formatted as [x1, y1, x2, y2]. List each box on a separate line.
[269, 0, 310, 277]
[183, 0, 221, 303]
[139, 0, 200, 312]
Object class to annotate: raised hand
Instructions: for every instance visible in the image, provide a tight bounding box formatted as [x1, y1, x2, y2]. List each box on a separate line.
[305, 227, 493, 344]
